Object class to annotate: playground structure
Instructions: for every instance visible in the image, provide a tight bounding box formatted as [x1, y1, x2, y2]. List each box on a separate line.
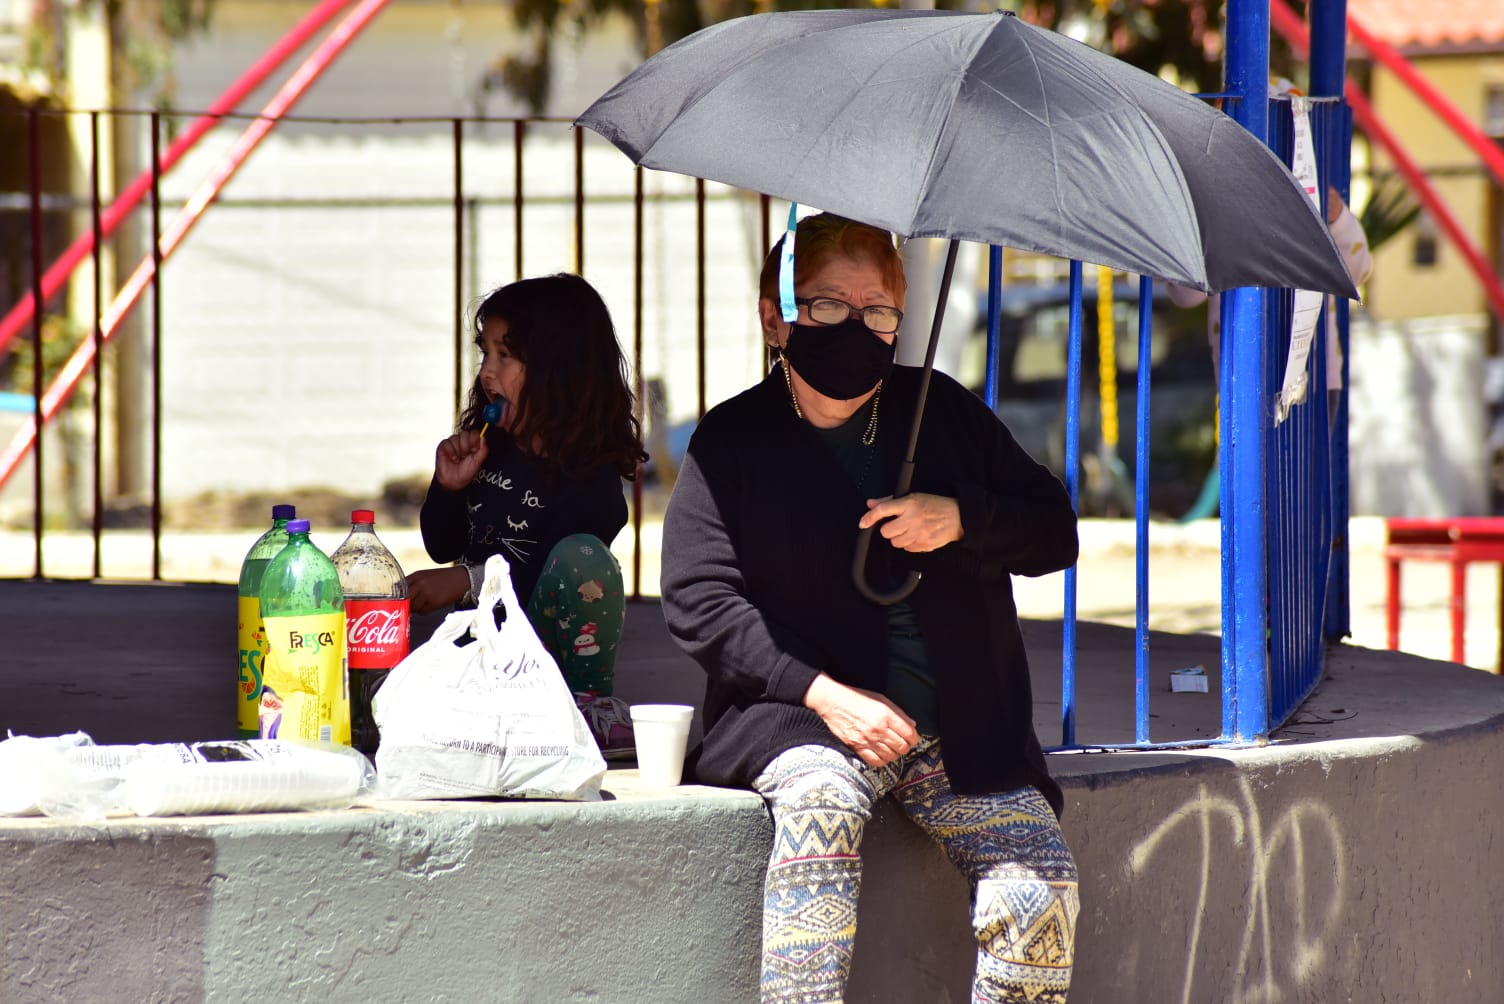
[2, 0, 1503, 746]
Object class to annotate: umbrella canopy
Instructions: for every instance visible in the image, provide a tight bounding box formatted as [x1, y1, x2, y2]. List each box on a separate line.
[577, 8, 1357, 299]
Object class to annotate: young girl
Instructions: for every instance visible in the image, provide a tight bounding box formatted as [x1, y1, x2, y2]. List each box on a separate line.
[407, 273, 648, 757]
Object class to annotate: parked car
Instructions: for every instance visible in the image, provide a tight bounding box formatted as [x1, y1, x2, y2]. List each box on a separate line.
[962, 279, 1217, 518]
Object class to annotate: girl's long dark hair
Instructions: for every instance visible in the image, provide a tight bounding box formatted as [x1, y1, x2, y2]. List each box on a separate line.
[460, 273, 647, 481]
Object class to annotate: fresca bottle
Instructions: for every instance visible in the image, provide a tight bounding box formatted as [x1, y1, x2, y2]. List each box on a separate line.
[236, 504, 295, 738]
[259, 519, 350, 746]
[330, 509, 411, 758]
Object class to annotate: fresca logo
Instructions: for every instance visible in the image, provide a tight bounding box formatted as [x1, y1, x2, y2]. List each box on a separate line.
[286, 630, 337, 655]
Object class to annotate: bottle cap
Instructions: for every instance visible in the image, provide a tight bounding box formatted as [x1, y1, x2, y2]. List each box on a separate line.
[286, 519, 311, 534]
[272, 504, 296, 520]
[351, 509, 375, 524]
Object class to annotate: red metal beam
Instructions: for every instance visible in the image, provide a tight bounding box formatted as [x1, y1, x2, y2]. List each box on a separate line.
[0, 0, 356, 357]
[1345, 13, 1504, 190]
[1270, 0, 1504, 324]
[0, 0, 392, 491]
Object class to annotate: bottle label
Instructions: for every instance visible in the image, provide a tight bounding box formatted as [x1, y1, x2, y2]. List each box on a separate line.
[261, 611, 350, 746]
[236, 596, 267, 737]
[346, 599, 411, 670]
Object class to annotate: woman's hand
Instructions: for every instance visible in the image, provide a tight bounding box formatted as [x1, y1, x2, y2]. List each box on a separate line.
[803, 674, 920, 768]
[434, 431, 489, 492]
[859, 493, 963, 552]
[407, 566, 471, 615]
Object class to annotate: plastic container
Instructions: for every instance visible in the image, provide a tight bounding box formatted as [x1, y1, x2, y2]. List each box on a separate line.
[629, 704, 695, 788]
[236, 504, 296, 737]
[331, 509, 411, 758]
[259, 518, 349, 746]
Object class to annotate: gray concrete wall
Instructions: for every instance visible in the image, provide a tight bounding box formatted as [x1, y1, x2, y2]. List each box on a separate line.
[6, 710, 1504, 1002]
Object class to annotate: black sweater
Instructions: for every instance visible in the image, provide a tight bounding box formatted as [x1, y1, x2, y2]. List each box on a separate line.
[661, 366, 1077, 814]
[420, 432, 628, 603]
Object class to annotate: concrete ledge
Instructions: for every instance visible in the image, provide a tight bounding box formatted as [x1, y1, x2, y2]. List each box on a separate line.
[5, 581, 1504, 1001]
[7, 702, 1504, 1002]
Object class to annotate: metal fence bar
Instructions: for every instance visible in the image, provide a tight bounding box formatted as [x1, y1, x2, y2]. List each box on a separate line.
[1060, 259, 1084, 747]
[695, 177, 707, 418]
[150, 111, 164, 581]
[631, 165, 645, 601]
[1134, 276, 1153, 743]
[984, 247, 1002, 411]
[90, 110, 104, 579]
[452, 118, 464, 414]
[512, 119, 525, 281]
[27, 106, 44, 579]
[1222, 0, 1273, 742]
[574, 127, 585, 274]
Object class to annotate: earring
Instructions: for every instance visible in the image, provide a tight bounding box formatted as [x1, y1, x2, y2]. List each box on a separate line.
[781, 358, 804, 419]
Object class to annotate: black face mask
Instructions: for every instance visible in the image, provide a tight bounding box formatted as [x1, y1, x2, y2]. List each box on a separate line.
[782, 317, 896, 401]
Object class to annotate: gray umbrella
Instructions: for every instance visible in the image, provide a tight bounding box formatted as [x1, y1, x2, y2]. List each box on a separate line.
[578, 8, 1356, 603]
[577, 8, 1356, 297]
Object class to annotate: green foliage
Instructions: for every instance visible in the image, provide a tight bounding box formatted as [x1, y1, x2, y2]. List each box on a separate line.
[23, 0, 216, 105]
[4, 314, 90, 411]
[1357, 171, 1422, 254]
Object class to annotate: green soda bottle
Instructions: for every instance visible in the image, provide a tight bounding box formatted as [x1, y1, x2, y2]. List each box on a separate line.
[259, 519, 349, 746]
[236, 504, 295, 738]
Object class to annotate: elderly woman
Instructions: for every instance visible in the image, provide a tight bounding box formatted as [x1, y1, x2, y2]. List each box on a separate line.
[661, 213, 1079, 1003]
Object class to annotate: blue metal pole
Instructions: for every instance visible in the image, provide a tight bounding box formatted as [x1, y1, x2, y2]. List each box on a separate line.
[985, 246, 1003, 410]
[1135, 276, 1152, 743]
[1312, 0, 1354, 641]
[1061, 260, 1084, 747]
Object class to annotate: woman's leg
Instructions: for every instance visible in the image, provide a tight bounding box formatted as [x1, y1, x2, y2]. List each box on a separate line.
[892, 747, 1079, 1004]
[524, 533, 625, 696]
[751, 744, 883, 1004]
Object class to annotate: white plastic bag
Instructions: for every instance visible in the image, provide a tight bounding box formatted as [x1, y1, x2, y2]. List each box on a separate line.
[0, 732, 374, 820]
[371, 553, 606, 801]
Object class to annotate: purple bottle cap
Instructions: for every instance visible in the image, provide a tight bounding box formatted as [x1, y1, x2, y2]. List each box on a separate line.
[272, 504, 296, 520]
[286, 519, 311, 534]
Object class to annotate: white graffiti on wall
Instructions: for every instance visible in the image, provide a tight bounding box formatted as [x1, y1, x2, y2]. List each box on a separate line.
[1128, 778, 1346, 1004]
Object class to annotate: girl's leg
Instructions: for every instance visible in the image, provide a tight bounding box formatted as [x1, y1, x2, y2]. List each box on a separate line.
[525, 533, 625, 696]
[892, 746, 1078, 1004]
[751, 744, 885, 1004]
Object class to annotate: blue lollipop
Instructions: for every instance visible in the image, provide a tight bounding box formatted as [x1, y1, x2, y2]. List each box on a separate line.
[480, 399, 503, 438]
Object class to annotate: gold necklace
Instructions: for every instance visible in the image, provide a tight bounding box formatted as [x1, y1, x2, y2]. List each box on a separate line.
[782, 359, 880, 447]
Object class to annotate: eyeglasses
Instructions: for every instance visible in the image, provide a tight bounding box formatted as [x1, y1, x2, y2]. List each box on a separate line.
[794, 297, 904, 334]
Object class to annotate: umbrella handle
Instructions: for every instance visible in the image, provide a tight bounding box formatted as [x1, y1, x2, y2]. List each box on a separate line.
[852, 526, 921, 605]
[849, 238, 960, 607]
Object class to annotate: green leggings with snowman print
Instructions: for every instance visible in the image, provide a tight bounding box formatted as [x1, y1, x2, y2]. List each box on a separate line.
[523, 533, 625, 697]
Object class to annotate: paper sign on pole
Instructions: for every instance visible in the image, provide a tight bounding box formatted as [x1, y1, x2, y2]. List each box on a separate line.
[1274, 95, 1324, 426]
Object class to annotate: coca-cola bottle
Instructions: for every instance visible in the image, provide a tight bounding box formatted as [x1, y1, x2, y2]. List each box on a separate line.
[330, 509, 411, 758]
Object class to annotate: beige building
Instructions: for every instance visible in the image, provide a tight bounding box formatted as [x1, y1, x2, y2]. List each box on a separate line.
[1349, 0, 1504, 333]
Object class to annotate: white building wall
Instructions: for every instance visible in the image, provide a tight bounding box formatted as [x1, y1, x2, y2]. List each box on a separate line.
[1347, 313, 1491, 516]
[129, 1, 767, 502]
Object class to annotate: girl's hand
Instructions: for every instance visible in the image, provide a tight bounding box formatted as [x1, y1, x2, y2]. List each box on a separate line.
[406, 566, 471, 615]
[859, 493, 963, 552]
[803, 674, 920, 768]
[434, 431, 488, 492]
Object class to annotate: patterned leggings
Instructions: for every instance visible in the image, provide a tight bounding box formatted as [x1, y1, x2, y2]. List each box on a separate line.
[522, 533, 625, 697]
[752, 740, 1078, 1004]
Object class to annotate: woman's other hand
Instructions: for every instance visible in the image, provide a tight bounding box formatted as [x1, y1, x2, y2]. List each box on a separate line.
[434, 431, 489, 492]
[407, 566, 470, 614]
[859, 493, 963, 552]
[803, 674, 920, 768]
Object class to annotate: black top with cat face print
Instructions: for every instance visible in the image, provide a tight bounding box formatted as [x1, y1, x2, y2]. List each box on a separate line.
[419, 432, 628, 603]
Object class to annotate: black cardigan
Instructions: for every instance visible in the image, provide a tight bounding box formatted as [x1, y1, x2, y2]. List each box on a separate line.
[661, 365, 1078, 814]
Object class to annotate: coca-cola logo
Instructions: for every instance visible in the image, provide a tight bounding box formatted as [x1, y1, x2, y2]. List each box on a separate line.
[349, 609, 406, 646]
